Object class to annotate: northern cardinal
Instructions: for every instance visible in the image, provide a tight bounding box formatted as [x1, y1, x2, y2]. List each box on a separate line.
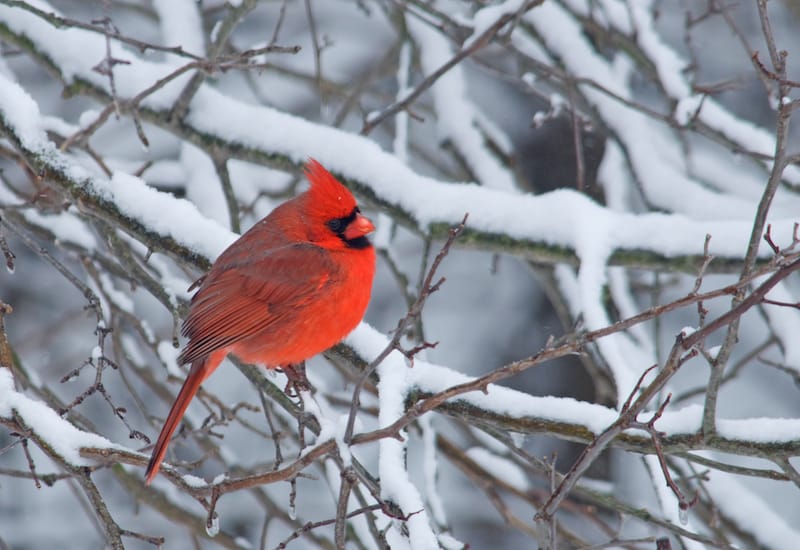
[144, 159, 375, 484]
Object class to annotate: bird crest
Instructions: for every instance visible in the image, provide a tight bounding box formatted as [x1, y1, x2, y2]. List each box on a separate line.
[304, 159, 358, 219]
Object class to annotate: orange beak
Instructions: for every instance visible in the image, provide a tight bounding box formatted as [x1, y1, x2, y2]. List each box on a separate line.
[343, 212, 375, 240]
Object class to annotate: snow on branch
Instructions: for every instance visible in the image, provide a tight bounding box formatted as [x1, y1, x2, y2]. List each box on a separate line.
[2, 1, 800, 549]
[0, 3, 795, 276]
[0, 370, 118, 465]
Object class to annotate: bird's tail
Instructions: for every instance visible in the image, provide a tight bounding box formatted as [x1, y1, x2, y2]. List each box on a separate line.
[144, 353, 222, 485]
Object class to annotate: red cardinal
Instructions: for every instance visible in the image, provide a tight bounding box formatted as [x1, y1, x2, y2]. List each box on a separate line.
[145, 159, 375, 484]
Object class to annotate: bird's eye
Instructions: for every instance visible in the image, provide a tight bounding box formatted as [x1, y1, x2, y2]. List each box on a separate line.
[327, 207, 360, 235]
[327, 218, 344, 233]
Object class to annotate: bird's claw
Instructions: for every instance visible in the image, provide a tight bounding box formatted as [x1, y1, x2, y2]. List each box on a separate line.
[280, 362, 311, 396]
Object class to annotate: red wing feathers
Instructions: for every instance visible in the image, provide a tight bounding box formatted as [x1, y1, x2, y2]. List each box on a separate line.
[178, 243, 335, 365]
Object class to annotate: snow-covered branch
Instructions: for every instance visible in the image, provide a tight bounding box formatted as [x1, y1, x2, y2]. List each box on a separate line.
[2, 1, 800, 549]
[1, 5, 796, 275]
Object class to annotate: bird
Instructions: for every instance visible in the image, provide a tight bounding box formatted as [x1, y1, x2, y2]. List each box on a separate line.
[144, 159, 376, 485]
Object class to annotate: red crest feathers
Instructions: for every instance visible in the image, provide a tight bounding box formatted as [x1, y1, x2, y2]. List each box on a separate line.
[304, 159, 357, 219]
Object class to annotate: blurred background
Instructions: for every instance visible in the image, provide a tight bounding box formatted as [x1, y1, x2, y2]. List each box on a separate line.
[2, 1, 800, 548]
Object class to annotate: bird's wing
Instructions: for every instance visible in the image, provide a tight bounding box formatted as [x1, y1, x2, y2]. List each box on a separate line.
[178, 243, 335, 365]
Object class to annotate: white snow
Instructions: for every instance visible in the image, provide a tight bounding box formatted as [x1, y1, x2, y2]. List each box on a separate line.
[181, 473, 209, 488]
[705, 470, 800, 549]
[716, 416, 800, 443]
[522, 2, 794, 220]
[759, 279, 800, 369]
[408, 17, 518, 193]
[464, 0, 528, 49]
[0, 69, 55, 149]
[23, 209, 97, 250]
[393, 40, 412, 163]
[344, 324, 605, 435]
[157, 340, 184, 378]
[108, 171, 236, 259]
[675, 95, 704, 126]
[0, 370, 117, 465]
[465, 447, 529, 489]
[181, 143, 229, 227]
[0, 72, 236, 263]
[153, 0, 205, 57]
[374, 345, 440, 548]
[420, 417, 447, 526]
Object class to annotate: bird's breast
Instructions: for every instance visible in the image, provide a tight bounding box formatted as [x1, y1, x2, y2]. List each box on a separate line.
[231, 246, 375, 366]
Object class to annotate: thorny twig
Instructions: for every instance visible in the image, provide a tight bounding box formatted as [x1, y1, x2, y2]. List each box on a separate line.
[2, 413, 163, 549]
[0, 230, 14, 272]
[0, 0, 202, 59]
[304, 0, 325, 99]
[17, 429, 41, 489]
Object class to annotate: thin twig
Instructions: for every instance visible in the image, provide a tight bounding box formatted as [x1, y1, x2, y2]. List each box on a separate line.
[342, 214, 468, 444]
[0, 217, 103, 324]
[702, 8, 795, 433]
[304, 0, 324, 98]
[535, 344, 698, 523]
[361, 1, 542, 135]
[632, 394, 699, 513]
[334, 468, 356, 548]
[213, 157, 240, 233]
[169, 0, 258, 123]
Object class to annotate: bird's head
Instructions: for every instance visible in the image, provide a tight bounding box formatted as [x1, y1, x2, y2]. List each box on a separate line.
[303, 159, 375, 250]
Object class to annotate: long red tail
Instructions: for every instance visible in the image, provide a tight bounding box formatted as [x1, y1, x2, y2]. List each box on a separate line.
[145, 354, 221, 484]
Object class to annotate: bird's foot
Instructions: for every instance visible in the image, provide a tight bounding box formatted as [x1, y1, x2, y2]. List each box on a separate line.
[280, 362, 311, 396]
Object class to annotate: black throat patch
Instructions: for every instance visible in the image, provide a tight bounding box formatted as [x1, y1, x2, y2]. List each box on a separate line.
[326, 207, 372, 249]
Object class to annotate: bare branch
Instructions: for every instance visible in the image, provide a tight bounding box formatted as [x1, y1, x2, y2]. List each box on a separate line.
[361, 0, 542, 135]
